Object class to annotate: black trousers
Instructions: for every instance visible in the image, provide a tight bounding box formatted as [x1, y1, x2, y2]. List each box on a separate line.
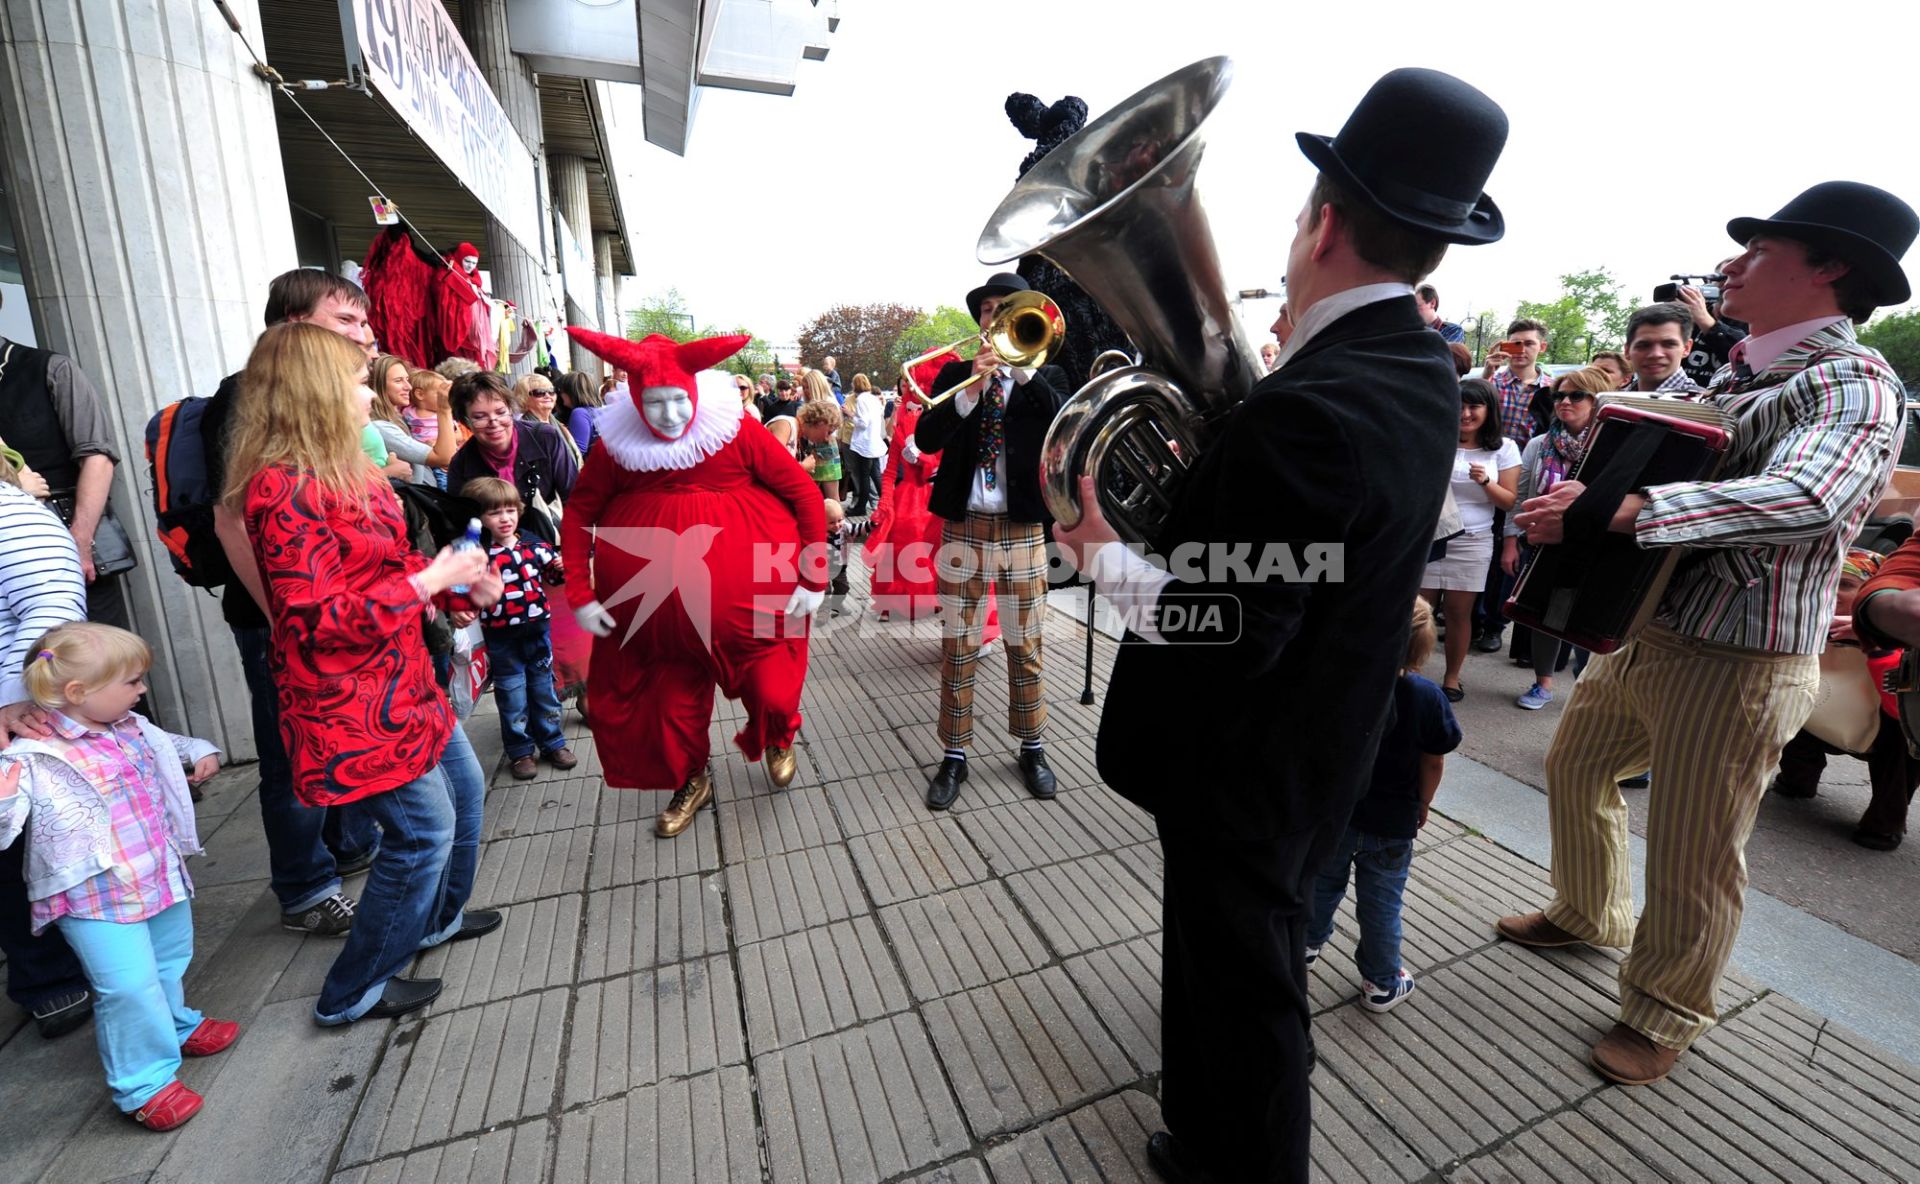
[1157, 816, 1341, 1181]
[0, 828, 88, 1010]
[843, 451, 882, 516]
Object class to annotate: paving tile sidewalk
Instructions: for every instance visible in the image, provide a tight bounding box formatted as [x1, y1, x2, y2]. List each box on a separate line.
[1, 590, 1917, 1182]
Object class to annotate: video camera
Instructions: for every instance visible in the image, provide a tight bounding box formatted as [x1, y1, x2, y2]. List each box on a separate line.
[1653, 273, 1726, 306]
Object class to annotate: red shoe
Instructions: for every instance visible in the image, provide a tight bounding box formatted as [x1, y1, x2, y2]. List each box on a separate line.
[181, 1017, 240, 1057]
[129, 1081, 203, 1131]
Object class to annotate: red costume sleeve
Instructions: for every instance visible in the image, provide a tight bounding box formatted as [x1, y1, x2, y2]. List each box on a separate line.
[740, 417, 828, 591]
[562, 445, 616, 607]
[246, 469, 430, 652]
[1855, 534, 1920, 648]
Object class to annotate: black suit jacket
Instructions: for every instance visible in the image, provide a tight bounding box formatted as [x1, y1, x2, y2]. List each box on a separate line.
[914, 361, 1065, 524]
[1095, 296, 1459, 839]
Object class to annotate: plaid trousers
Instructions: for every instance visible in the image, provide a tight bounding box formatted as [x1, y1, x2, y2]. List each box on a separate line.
[935, 513, 1048, 749]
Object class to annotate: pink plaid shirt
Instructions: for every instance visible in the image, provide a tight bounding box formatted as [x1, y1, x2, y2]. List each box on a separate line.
[30, 713, 194, 934]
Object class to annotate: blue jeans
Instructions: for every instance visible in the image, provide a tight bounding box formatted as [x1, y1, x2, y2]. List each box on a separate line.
[484, 622, 565, 760]
[313, 765, 454, 1025]
[1307, 826, 1414, 988]
[57, 901, 202, 1110]
[231, 625, 378, 912]
[420, 725, 485, 948]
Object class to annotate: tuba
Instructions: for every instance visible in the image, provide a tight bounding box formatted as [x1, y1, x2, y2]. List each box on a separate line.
[976, 56, 1260, 546]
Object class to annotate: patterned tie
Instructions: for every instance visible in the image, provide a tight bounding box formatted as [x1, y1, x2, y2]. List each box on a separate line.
[977, 372, 1006, 490]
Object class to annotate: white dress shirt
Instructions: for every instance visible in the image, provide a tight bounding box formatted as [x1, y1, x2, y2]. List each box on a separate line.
[952, 368, 1021, 515]
[1087, 282, 1413, 643]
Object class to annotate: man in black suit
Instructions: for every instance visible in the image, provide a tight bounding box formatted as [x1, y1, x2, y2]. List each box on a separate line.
[1055, 69, 1510, 1181]
[915, 274, 1067, 810]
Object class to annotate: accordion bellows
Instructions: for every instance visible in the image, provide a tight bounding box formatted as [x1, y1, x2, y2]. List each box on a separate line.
[1506, 397, 1734, 654]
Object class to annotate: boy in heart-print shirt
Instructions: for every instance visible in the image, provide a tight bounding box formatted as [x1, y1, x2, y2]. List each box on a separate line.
[460, 477, 577, 780]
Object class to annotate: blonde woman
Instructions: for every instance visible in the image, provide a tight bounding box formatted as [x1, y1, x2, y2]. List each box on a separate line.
[515, 374, 581, 469]
[223, 321, 502, 1026]
[368, 355, 457, 484]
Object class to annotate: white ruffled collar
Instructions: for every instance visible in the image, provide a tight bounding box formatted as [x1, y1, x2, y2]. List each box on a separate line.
[595, 371, 744, 472]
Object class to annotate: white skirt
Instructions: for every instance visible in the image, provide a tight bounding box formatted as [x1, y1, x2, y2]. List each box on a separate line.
[1422, 530, 1495, 592]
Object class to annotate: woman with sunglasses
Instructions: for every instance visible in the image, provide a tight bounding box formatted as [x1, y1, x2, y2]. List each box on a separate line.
[735, 375, 763, 421]
[515, 375, 582, 470]
[1420, 379, 1521, 702]
[1503, 365, 1614, 709]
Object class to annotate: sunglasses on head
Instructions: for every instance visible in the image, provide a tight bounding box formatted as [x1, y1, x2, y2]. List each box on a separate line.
[1552, 390, 1591, 403]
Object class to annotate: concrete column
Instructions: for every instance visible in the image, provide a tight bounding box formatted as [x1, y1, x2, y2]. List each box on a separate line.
[550, 154, 598, 375]
[594, 232, 617, 334]
[0, 0, 294, 757]
[462, 0, 545, 377]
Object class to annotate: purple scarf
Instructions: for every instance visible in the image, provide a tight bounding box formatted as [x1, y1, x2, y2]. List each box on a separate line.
[1535, 422, 1589, 495]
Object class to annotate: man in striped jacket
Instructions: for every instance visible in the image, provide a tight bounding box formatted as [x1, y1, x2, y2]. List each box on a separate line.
[1495, 182, 1917, 1087]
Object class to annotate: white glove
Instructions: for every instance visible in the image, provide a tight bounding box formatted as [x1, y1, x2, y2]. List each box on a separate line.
[783, 585, 826, 619]
[902, 439, 921, 464]
[574, 600, 616, 638]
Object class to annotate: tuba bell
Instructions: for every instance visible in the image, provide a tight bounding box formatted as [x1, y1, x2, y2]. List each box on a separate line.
[976, 56, 1260, 546]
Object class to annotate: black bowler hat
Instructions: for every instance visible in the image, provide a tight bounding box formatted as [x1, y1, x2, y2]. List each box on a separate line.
[1295, 68, 1508, 245]
[1727, 181, 1917, 307]
[966, 272, 1030, 324]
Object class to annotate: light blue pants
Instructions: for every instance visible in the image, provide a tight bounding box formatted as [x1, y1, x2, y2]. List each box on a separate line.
[56, 900, 202, 1111]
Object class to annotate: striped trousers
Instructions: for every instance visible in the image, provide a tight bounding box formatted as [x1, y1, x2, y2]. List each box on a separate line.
[1541, 626, 1817, 1050]
[935, 513, 1048, 749]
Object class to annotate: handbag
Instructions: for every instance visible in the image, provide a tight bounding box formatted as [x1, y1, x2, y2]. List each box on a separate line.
[50, 491, 138, 578]
[1805, 642, 1882, 755]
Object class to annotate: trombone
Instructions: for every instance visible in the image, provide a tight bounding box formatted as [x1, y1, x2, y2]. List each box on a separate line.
[898, 290, 1066, 407]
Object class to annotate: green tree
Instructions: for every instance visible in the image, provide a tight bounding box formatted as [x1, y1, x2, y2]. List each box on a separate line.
[624, 288, 775, 377]
[1513, 268, 1632, 362]
[627, 288, 699, 342]
[1861, 307, 1920, 388]
[1463, 309, 1505, 365]
[894, 305, 981, 367]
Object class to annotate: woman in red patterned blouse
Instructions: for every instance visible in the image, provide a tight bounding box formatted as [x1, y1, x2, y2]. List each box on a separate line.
[222, 323, 503, 1027]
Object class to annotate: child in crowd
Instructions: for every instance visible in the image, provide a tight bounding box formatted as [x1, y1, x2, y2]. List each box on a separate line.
[823, 498, 851, 604]
[0, 623, 233, 1131]
[407, 370, 453, 487]
[1306, 598, 1462, 1012]
[460, 478, 577, 781]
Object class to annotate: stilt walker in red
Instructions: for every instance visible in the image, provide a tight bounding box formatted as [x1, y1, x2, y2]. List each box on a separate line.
[561, 328, 827, 837]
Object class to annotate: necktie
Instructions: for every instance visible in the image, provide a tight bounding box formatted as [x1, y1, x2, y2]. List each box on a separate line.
[977, 372, 1006, 490]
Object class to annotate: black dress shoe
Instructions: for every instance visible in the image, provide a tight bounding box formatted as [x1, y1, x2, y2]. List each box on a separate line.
[1474, 631, 1505, 653]
[1018, 749, 1057, 799]
[1146, 1131, 1215, 1183]
[364, 977, 442, 1020]
[446, 908, 504, 943]
[926, 757, 967, 810]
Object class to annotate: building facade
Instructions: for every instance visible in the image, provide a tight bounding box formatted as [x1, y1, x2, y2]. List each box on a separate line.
[0, 0, 836, 755]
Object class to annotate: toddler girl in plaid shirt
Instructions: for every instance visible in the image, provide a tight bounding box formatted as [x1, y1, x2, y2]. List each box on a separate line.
[0, 623, 234, 1131]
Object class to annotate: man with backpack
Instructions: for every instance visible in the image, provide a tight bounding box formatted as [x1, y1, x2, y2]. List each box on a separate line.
[149, 270, 382, 936]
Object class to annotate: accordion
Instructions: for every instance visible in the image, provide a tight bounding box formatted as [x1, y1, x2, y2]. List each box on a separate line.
[1506, 397, 1734, 653]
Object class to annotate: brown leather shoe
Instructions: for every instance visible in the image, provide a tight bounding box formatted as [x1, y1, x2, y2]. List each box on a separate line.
[765, 745, 797, 789]
[510, 755, 538, 781]
[545, 747, 578, 770]
[656, 770, 713, 838]
[1495, 910, 1589, 948]
[1590, 1022, 1681, 1085]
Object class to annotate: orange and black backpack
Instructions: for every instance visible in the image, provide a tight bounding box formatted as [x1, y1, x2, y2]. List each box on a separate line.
[144, 396, 233, 589]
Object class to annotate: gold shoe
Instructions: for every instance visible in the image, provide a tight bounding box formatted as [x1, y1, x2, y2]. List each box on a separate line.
[655, 770, 713, 838]
[766, 745, 797, 790]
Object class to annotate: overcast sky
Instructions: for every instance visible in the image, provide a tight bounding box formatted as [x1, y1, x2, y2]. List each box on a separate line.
[613, 0, 1920, 356]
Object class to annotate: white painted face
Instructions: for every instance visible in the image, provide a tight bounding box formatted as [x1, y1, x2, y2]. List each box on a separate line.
[461, 255, 479, 274]
[640, 386, 694, 438]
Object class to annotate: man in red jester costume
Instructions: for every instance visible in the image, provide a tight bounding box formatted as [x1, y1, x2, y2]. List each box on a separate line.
[562, 327, 827, 837]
